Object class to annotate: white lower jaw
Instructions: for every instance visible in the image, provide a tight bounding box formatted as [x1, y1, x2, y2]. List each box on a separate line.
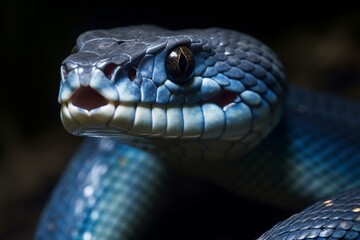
[61, 103, 81, 134]
[61, 101, 264, 141]
[62, 102, 116, 128]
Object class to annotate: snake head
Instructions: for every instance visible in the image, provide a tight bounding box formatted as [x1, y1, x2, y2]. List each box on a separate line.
[59, 25, 286, 152]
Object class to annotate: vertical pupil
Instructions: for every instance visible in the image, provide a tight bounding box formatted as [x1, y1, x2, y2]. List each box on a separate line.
[178, 52, 187, 74]
[166, 45, 194, 84]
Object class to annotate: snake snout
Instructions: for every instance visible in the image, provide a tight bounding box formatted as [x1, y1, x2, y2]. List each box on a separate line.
[71, 86, 108, 111]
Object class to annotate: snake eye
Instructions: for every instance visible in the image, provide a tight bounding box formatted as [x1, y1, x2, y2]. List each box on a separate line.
[166, 46, 195, 84]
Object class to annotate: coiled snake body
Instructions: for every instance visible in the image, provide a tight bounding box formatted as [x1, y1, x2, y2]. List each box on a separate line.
[35, 25, 360, 239]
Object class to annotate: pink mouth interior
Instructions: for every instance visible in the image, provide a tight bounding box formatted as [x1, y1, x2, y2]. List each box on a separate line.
[209, 90, 238, 109]
[70, 87, 237, 111]
[71, 86, 108, 111]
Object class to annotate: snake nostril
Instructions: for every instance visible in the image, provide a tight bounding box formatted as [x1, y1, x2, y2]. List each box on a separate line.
[103, 63, 117, 80]
[127, 67, 137, 81]
[71, 86, 108, 111]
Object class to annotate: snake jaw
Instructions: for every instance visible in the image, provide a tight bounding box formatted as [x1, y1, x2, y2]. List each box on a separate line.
[59, 70, 279, 141]
[61, 101, 116, 134]
[60, 82, 274, 140]
[60, 85, 119, 134]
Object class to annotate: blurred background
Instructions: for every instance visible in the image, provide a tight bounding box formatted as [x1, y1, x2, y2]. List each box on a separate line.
[1, 1, 359, 239]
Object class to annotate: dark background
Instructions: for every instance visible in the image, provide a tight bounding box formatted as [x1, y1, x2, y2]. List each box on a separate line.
[1, 1, 360, 239]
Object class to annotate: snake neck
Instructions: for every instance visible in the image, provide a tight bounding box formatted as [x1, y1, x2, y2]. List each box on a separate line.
[115, 135, 265, 163]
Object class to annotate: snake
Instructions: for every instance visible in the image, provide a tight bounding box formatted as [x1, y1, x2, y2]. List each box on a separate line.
[34, 25, 360, 239]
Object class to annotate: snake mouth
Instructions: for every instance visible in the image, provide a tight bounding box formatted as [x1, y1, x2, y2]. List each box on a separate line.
[61, 86, 266, 141]
[71, 86, 110, 111]
[65, 86, 238, 120]
[61, 86, 118, 131]
[207, 90, 238, 109]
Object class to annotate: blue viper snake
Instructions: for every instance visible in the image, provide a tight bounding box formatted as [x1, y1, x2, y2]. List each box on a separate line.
[34, 25, 360, 239]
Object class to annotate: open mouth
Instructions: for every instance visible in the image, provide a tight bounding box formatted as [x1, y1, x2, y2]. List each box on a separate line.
[61, 85, 243, 138]
[68, 86, 238, 113]
[61, 86, 118, 131]
[71, 86, 111, 111]
[207, 90, 238, 109]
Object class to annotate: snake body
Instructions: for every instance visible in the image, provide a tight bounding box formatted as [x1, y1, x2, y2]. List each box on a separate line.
[34, 26, 360, 239]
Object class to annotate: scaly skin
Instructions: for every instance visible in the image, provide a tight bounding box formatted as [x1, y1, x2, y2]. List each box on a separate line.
[34, 26, 360, 239]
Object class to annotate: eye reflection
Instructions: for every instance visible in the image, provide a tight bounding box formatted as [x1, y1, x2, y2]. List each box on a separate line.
[166, 45, 195, 85]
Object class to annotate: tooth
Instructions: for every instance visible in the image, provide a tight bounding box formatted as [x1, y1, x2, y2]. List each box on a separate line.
[60, 103, 81, 134]
[129, 103, 152, 135]
[90, 102, 115, 123]
[201, 103, 225, 139]
[182, 104, 203, 138]
[109, 103, 136, 131]
[151, 105, 167, 136]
